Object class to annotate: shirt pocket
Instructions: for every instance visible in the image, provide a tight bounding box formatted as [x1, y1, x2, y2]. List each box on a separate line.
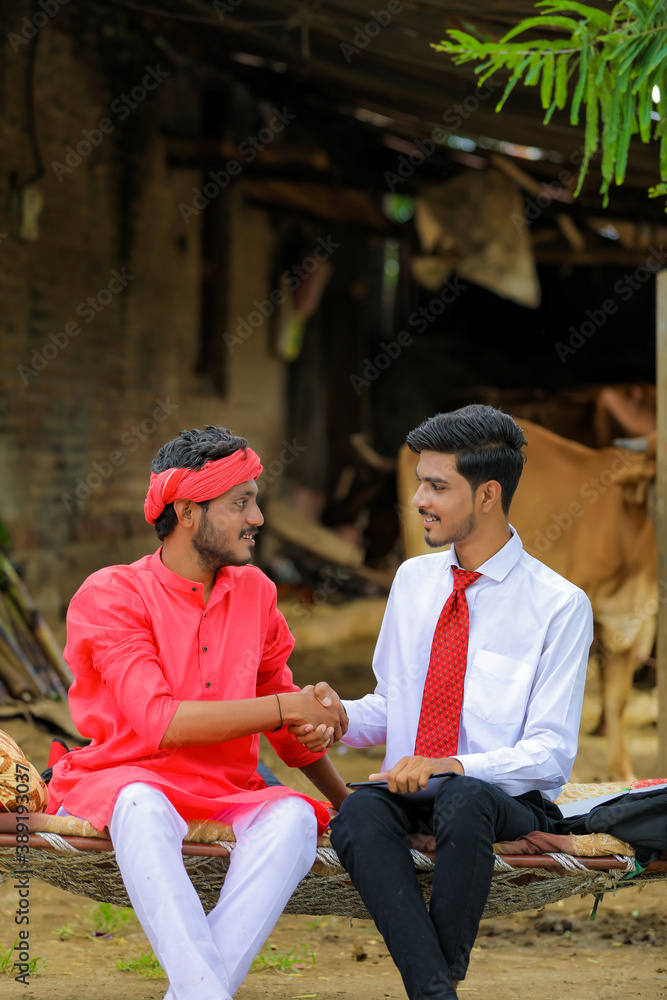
[463, 650, 533, 725]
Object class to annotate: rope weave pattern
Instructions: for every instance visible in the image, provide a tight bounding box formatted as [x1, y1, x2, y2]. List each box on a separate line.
[36, 832, 82, 854]
[0, 843, 654, 919]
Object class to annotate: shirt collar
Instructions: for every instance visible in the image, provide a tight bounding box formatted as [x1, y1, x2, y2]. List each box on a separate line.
[148, 548, 235, 602]
[444, 525, 523, 583]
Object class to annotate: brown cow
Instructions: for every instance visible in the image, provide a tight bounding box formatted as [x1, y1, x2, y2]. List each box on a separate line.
[397, 419, 656, 781]
[446, 383, 656, 448]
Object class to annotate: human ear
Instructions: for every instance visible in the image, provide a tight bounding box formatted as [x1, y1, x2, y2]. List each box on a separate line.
[479, 480, 503, 512]
[173, 498, 195, 527]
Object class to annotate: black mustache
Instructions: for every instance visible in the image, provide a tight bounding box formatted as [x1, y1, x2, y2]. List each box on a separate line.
[418, 509, 439, 519]
[241, 529, 259, 538]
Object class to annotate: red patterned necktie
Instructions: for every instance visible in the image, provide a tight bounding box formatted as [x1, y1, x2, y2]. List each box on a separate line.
[414, 565, 482, 759]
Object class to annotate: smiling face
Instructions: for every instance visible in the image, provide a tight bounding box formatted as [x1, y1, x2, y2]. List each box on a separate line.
[191, 478, 263, 570]
[411, 451, 480, 549]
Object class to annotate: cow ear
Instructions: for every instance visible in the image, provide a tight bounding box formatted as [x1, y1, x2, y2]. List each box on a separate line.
[610, 457, 655, 505]
[621, 479, 650, 505]
[612, 458, 655, 487]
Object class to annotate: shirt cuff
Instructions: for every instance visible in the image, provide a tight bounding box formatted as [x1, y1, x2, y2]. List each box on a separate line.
[340, 699, 360, 743]
[452, 752, 494, 785]
[340, 699, 387, 747]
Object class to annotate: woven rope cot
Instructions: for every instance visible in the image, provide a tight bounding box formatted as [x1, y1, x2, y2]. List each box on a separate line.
[1, 831, 666, 919]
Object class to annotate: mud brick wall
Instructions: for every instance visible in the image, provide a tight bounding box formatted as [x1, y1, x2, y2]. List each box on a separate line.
[0, 7, 286, 640]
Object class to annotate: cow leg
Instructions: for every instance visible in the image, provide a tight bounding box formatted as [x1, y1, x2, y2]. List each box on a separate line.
[589, 639, 606, 736]
[603, 648, 636, 782]
[590, 709, 606, 737]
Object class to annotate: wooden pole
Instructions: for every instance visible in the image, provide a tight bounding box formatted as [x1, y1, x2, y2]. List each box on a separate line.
[657, 269, 667, 774]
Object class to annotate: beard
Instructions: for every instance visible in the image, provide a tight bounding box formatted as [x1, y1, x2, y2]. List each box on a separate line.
[422, 509, 477, 548]
[192, 511, 254, 571]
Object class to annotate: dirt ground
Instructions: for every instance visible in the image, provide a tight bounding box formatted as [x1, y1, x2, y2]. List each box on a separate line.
[0, 643, 665, 1000]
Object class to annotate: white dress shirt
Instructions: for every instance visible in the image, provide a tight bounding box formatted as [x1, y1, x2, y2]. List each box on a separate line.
[342, 528, 594, 800]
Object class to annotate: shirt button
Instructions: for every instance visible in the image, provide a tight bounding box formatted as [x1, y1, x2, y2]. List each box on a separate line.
[202, 646, 208, 652]
[191, 587, 197, 592]
[205, 682, 211, 688]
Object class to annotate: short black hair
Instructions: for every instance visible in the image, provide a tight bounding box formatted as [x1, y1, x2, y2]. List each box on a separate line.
[150, 425, 249, 540]
[406, 405, 527, 514]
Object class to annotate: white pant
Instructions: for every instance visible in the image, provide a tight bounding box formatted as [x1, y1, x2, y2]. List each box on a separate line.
[106, 783, 317, 1000]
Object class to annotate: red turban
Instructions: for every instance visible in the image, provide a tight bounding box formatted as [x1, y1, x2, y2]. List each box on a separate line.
[144, 448, 263, 524]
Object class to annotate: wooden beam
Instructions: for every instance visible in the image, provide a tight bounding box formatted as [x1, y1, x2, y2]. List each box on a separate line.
[657, 268, 667, 774]
[263, 499, 393, 590]
[533, 247, 665, 267]
[555, 212, 586, 253]
[490, 153, 574, 204]
[265, 499, 365, 568]
[165, 135, 331, 172]
[240, 179, 391, 232]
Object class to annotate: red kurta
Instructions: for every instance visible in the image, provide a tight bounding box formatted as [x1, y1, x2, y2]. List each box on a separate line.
[47, 549, 330, 833]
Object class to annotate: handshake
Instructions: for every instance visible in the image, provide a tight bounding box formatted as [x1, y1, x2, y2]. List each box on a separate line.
[280, 682, 347, 753]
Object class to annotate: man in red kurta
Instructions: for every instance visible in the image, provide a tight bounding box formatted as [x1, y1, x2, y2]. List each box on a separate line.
[48, 425, 348, 1000]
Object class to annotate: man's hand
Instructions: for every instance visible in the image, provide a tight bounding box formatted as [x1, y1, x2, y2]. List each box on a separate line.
[288, 681, 348, 752]
[310, 681, 348, 738]
[369, 755, 464, 793]
[280, 685, 346, 753]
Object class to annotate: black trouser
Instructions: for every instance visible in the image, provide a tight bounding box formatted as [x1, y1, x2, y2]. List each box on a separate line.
[330, 775, 559, 1000]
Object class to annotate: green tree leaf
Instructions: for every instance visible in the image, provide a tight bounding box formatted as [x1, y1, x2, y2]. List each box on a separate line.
[435, 0, 667, 205]
[541, 51, 556, 107]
